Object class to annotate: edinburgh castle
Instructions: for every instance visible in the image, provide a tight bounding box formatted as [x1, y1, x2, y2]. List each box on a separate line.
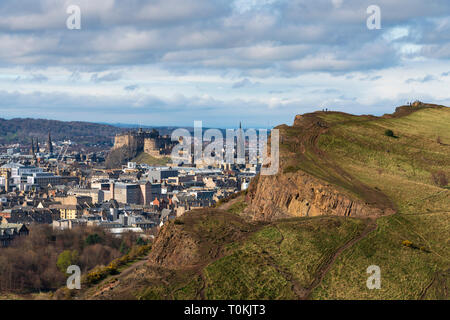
[113, 128, 175, 158]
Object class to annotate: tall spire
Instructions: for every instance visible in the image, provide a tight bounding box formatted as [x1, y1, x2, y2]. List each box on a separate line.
[30, 137, 35, 155]
[47, 131, 53, 154]
[35, 138, 40, 153]
[237, 121, 244, 164]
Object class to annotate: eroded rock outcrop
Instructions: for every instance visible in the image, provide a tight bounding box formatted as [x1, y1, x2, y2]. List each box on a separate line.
[246, 171, 389, 221]
[147, 209, 257, 269]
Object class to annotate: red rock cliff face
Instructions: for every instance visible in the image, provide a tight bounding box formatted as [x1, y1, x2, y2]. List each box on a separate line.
[245, 111, 395, 221]
[246, 171, 387, 221]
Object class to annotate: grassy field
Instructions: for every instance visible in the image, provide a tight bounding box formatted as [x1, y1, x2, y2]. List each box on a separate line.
[317, 107, 450, 214]
[308, 106, 450, 299]
[311, 212, 449, 299]
[203, 217, 366, 299]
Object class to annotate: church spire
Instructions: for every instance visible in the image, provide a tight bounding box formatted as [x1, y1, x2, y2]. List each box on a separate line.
[47, 131, 53, 154]
[35, 138, 40, 153]
[30, 137, 35, 155]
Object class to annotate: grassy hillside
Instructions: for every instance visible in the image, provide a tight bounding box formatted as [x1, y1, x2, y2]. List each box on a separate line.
[308, 106, 450, 299]
[316, 106, 450, 214]
[132, 152, 171, 166]
[76, 104, 448, 300]
[77, 208, 368, 300]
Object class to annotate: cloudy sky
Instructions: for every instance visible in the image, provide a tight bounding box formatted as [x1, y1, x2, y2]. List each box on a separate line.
[1, 0, 450, 128]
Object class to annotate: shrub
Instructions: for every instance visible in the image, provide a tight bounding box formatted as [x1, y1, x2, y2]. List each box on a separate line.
[119, 241, 129, 254]
[402, 240, 413, 247]
[283, 165, 300, 173]
[136, 237, 147, 245]
[85, 233, 103, 246]
[384, 129, 395, 137]
[431, 171, 448, 187]
[83, 243, 152, 286]
[402, 240, 430, 252]
[56, 250, 79, 273]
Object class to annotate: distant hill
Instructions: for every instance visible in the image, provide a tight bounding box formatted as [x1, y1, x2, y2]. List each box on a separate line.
[0, 118, 228, 147]
[0, 118, 127, 146]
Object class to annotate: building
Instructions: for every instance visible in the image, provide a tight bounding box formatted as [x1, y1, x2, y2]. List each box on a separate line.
[113, 183, 141, 204]
[69, 188, 104, 203]
[0, 221, 29, 247]
[113, 128, 175, 158]
[139, 182, 161, 205]
[147, 169, 178, 183]
[55, 205, 84, 220]
[27, 172, 62, 187]
[52, 219, 87, 230]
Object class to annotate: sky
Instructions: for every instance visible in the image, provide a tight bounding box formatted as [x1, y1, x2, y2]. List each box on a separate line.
[0, 0, 450, 128]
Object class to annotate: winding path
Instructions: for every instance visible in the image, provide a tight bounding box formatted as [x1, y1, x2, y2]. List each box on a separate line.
[301, 219, 378, 299]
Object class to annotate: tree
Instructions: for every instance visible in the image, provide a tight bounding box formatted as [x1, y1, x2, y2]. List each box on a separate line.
[57, 250, 79, 273]
[85, 233, 103, 246]
[136, 237, 147, 246]
[119, 241, 129, 254]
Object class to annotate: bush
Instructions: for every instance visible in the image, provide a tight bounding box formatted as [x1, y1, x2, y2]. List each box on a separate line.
[402, 240, 413, 247]
[85, 233, 103, 246]
[56, 250, 79, 273]
[384, 129, 395, 137]
[283, 165, 300, 173]
[402, 240, 429, 252]
[136, 237, 147, 245]
[119, 241, 130, 254]
[431, 171, 448, 187]
[82, 243, 152, 286]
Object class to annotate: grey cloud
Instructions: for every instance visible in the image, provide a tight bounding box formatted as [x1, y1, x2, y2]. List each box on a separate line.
[405, 75, 438, 83]
[0, 0, 448, 75]
[232, 78, 259, 89]
[124, 84, 139, 91]
[30, 73, 48, 82]
[91, 72, 122, 83]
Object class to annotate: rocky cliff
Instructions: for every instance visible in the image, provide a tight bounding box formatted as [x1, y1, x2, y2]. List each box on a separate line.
[246, 171, 388, 221]
[246, 111, 396, 221]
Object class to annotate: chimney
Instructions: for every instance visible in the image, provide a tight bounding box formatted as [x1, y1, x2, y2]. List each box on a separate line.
[110, 182, 115, 200]
[5, 171, 10, 192]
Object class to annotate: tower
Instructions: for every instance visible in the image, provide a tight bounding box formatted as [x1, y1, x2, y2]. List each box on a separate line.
[35, 138, 40, 153]
[30, 137, 35, 155]
[237, 121, 245, 164]
[47, 132, 53, 154]
[4, 170, 10, 193]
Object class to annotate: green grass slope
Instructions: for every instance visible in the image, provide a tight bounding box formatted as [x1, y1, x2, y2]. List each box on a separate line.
[132, 152, 170, 166]
[87, 209, 368, 300]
